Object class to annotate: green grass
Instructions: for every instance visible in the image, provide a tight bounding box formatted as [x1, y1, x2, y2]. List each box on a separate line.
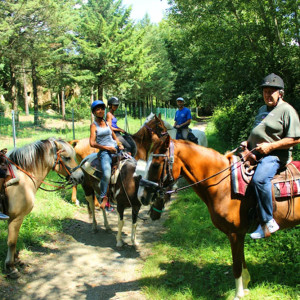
[140, 123, 300, 300]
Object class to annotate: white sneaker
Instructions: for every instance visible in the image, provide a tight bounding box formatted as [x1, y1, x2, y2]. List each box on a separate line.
[250, 219, 279, 239]
[266, 218, 279, 233]
[0, 212, 9, 220]
[250, 225, 264, 239]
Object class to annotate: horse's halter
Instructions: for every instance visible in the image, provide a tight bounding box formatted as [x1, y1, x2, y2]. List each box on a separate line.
[51, 141, 75, 177]
[140, 140, 175, 195]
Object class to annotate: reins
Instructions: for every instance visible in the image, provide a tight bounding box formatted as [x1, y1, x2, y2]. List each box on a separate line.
[165, 146, 258, 195]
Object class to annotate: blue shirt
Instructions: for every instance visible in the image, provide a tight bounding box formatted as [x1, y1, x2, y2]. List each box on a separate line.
[175, 107, 192, 127]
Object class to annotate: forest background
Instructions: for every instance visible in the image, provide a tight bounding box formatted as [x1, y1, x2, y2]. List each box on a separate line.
[0, 0, 299, 149]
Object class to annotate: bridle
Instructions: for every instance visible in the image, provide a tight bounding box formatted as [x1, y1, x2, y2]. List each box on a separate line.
[143, 119, 168, 138]
[51, 141, 75, 176]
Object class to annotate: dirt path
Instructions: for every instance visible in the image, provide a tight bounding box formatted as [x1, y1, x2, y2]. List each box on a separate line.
[0, 205, 169, 300]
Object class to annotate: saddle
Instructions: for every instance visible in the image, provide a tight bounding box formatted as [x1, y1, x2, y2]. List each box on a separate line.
[231, 155, 300, 199]
[80, 152, 131, 183]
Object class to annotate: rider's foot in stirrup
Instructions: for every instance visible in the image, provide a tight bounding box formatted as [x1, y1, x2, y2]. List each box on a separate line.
[0, 212, 9, 220]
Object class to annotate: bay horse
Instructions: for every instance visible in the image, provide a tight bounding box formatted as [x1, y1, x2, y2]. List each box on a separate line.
[68, 113, 165, 206]
[69, 114, 168, 247]
[2, 138, 77, 278]
[137, 134, 300, 300]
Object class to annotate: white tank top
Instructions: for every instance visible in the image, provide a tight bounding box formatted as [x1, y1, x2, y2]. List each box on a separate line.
[94, 121, 117, 148]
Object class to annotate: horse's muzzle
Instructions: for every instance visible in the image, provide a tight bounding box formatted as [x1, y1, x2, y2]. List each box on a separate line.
[69, 168, 84, 185]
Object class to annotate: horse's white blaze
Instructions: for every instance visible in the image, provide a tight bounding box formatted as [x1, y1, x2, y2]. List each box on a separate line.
[116, 214, 124, 247]
[137, 155, 153, 202]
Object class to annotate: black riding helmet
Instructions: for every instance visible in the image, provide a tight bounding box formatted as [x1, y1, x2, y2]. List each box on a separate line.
[108, 96, 119, 106]
[261, 73, 284, 90]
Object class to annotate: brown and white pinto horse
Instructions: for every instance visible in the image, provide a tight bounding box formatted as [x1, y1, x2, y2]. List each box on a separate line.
[3, 138, 77, 278]
[69, 114, 168, 247]
[137, 134, 300, 300]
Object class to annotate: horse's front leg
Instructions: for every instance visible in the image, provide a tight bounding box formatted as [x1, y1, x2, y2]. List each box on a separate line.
[101, 208, 111, 231]
[85, 195, 97, 233]
[116, 206, 124, 247]
[228, 233, 251, 300]
[5, 217, 24, 279]
[71, 185, 80, 206]
[131, 205, 141, 248]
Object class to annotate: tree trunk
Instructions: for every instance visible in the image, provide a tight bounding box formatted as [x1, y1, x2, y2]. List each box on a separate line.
[61, 88, 65, 120]
[22, 61, 29, 116]
[31, 61, 39, 125]
[90, 86, 94, 124]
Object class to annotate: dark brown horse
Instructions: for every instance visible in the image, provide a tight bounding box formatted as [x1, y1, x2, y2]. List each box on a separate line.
[69, 114, 168, 247]
[137, 134, 300, 299]
[3, 138, 77, 278]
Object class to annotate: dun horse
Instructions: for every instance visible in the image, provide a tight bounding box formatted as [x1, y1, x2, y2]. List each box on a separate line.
[1, 138, 77, 278]
[69, 114, 167, 247]
[138, 134, 300, 299]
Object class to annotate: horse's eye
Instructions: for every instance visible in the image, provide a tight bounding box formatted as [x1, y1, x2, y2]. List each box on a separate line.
[64, 157, 71, 161]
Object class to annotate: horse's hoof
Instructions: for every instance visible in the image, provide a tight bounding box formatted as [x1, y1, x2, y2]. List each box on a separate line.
[116, 241, 123, 248]
[75, 199, 80, 206]
[6, 268, 20, 279]
[92, 227, 98, 233]
[243, 289, 250, 296]
[105, 226, 112, 232]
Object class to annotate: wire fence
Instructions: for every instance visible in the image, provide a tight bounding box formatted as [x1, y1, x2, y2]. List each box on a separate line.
[0, 107, 178, 150]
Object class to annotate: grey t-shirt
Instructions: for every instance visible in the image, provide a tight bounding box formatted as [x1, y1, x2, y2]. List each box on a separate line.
[248, 101, 300, 164]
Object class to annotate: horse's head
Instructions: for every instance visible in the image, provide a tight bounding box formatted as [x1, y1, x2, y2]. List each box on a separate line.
[137, 134, 173, 207]
[144, 113, 168, 139]
[51, 139, 78, 178]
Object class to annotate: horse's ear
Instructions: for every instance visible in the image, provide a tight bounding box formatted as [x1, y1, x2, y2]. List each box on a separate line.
[54, 140, 63, 151]
[68, 140, 79, 148]
[161, 134, 171, 152]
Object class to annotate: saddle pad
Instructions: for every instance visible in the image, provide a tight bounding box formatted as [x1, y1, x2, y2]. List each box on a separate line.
[80, 153, 102, 180]
[231, 156, 249, 196]
[231, 156, 300, 198]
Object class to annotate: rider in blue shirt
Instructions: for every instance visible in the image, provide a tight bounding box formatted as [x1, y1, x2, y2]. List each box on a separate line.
[174, 97, 192, 140]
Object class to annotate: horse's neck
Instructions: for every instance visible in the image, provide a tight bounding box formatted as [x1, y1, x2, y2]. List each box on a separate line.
[132, 127, 153, 160]
[174, 141, 229, 185]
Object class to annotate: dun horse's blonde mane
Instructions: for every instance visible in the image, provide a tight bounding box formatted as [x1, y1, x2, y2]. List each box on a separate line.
[8, 139, 54, 172]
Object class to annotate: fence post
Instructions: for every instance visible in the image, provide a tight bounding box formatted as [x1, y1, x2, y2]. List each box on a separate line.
[12, 110, 16, 148]
[139, 104, 142, 126]
[72, 108, 75, 140]
[125, 107, 129, 132]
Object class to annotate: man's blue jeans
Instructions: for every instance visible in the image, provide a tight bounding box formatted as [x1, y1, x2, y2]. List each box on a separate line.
[251, 155, 280, 224]
[99, 150, 112, 199]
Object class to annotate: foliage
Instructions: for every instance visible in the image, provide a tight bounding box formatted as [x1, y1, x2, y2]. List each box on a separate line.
[166, 0, 300, 111]
[211, 91, 261, 149]
[65, 96, 90, 120]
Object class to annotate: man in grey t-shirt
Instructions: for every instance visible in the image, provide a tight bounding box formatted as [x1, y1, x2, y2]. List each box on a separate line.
[245, 73, 300, 239]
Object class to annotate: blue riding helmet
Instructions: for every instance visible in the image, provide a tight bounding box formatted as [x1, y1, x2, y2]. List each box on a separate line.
[91, 100, 106, 111]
